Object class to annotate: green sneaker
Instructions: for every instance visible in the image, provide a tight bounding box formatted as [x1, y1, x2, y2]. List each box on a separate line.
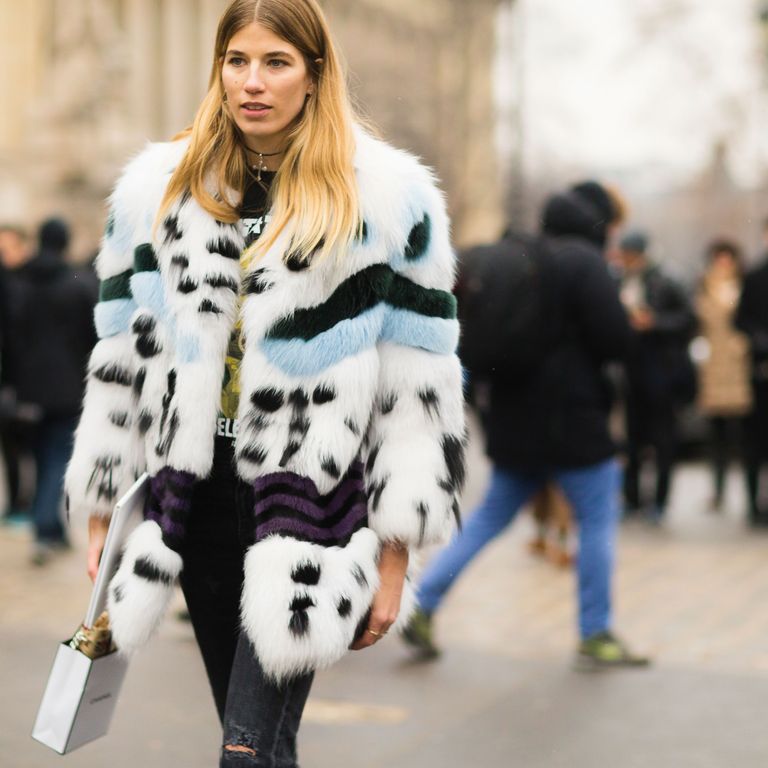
[401, 608, 441, 659]
[575, 630, 650, 671]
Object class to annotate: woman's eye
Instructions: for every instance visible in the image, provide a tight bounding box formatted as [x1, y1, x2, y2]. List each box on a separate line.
[228, 57, 246, 66]
[268, 59, 287, 68]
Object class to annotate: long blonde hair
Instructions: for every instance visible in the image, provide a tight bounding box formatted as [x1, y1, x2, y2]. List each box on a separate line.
[158, 0, 360, 265]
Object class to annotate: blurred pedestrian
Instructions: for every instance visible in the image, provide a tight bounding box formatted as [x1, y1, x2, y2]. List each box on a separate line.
[0, 224, 32, 272]
[404, 181, 649, 670]
[735, 219, 768, 526]
[4, 218, 97, 563]
[63, 0, 465, 763]
[695, 239, 751, 512]
[618, 231, 696, 521]
[0, 224, 34, 519]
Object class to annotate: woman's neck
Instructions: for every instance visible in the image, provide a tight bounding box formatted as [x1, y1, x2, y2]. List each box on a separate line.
[244, 142, 285, 173]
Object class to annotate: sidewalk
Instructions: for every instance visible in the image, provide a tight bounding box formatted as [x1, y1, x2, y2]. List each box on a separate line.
[4, 449, 768, 767]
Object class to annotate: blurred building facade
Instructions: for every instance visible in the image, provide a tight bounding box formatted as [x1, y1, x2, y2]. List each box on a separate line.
[0, 0, 510, 258]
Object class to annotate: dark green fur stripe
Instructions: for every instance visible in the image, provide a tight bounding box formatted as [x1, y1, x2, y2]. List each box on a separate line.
[99, 269, 133, 302]
[387, 273, 456, 319]
[134, 243, 159, 272]
[265, 264, 456, 341]
[266, 264, 392, 340]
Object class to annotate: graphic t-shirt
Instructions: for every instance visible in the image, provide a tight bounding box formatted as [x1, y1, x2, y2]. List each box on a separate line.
[218, 171, 275, 440]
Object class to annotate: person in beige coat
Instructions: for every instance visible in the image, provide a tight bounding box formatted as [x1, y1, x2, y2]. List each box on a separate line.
[696, 239, 752, 511]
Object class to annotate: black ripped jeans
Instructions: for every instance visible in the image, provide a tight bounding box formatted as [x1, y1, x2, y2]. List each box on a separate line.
[179, 437, 315, 767]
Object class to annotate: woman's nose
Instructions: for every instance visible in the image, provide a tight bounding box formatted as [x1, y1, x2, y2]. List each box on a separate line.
[244, 64, 265, 93]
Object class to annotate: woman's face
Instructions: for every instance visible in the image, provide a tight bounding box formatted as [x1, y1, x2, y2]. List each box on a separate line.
[221, 22, 313, 153]
[711, 251, 738, 279]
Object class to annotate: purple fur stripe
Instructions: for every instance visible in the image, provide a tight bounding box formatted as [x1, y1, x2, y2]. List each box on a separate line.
[251, 462, 364, 497]
[251, 461, 368, 546]
[255, 502, 368, 543]
[144, 466, 197, 545]
[151, 492, 193, 512]
[252, 472, 318, 496]
[151, 466, 195, 494]
[253, 479, 363, 520]
[145, 508, 187, 538]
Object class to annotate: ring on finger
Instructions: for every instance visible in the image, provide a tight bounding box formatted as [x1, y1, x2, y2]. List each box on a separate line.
[366, 628, 387, 637]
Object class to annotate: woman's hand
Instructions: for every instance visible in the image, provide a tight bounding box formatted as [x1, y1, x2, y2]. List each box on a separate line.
[350, 541, 409, 651]
[87, 515, 111, 583]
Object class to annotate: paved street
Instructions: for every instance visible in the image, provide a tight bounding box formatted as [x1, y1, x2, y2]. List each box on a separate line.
[4, 431, 768, 767]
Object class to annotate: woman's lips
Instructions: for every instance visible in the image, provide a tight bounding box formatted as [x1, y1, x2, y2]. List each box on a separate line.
[241, 103, 271, 118]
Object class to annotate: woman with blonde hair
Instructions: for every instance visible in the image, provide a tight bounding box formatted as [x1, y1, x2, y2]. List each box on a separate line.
[64, 0, 465, 763]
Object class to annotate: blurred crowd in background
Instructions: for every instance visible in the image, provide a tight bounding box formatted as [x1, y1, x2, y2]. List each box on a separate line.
[455, 195, 768, 572]
[0, 221, 96, 564]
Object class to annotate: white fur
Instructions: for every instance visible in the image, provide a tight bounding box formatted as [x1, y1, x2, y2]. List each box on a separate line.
[107, 520, 182, 656]
[148, 192, 243, 476]
[130, 308, 172, 478]
[366, 343, 466, 546]
[240, 528, 415, 681]
[64, 333, 145, 521]
[98, 140, 189, 280]
[235, 346, 379, 490]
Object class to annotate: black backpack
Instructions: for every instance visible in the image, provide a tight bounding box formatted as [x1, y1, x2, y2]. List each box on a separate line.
[458, 232, 554, 378]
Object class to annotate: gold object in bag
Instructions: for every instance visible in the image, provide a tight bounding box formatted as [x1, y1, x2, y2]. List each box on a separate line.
[68, 611, 115, 659]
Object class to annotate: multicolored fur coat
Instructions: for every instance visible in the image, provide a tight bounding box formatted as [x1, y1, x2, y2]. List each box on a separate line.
[64, 129, 466, 680]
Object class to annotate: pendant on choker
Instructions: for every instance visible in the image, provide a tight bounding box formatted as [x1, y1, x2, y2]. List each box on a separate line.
[249, 149, 282, 182]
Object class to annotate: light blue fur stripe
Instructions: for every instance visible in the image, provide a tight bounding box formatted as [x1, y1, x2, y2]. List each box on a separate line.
[94, 299, 137, 339]
[175, 331, 201, 364]
[130, 271, 180, 347]
[261, 305, 385, 377]
[380, 307, 459, 354]
[106, 208, 134, 257]
[130, 272, 168, 318]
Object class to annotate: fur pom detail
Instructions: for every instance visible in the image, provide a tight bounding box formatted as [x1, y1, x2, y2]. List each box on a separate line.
[107, 520, 182, 655]
[240, 528, 385, 681]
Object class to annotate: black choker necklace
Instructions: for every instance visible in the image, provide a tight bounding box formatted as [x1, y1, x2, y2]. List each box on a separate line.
[248, 149, 284, 182]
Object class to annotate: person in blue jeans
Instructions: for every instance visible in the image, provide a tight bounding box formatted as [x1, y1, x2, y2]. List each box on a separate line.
[31, 416, 79, 546]
[2, 218, 97, 564]
[404, 181, 650, 669]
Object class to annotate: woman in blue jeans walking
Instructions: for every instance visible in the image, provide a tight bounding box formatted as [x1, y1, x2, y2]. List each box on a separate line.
[404, 181, 650, 669]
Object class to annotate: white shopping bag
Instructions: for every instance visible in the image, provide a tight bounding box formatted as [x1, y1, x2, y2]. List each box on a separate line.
[32, 473, 148, 754]
[32, 644, 129, 754]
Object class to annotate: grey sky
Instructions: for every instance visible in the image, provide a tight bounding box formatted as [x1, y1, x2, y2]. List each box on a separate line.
[496, 0, 768, 189]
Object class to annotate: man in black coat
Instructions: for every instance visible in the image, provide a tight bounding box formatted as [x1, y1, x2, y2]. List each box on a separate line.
[403, 182, 649, 669]
[735, 228, 768, 526]
[0, 224, 34, 517]
[617, 232, 696, 521]
[4, 218, 97, 562]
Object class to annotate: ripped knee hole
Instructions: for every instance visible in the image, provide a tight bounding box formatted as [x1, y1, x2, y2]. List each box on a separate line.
[224, 744, 258, 756]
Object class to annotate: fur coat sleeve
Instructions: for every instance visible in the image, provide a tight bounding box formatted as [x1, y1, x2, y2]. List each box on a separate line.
[361, 158, 466, 548]
[64, 143, 187, 520]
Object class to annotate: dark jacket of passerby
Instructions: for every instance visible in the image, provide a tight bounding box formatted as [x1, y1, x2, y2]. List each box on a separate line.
[0, 267, 10, 380]
[4, 219, 97, 416]
[735, 259, 768, 378]
[484, 186, 631, 470]
[622, 265, 696, 406]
